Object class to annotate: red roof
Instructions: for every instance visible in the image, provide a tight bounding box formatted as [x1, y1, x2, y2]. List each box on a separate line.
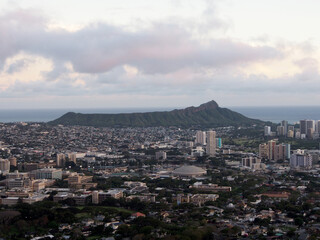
[262, 192, 290, 198]
[132, 212, 146, 217]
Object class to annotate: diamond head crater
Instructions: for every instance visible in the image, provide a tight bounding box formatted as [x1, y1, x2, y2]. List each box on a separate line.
[49, 100, 263, 127]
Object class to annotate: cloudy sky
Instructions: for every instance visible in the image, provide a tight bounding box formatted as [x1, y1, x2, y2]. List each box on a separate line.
[1, 0, 320, 109]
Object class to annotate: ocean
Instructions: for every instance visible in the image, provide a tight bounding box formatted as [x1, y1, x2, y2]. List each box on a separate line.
[0, 108, 171, 123]
[0, 106, 320, 124]
[230, 106, 320, 124]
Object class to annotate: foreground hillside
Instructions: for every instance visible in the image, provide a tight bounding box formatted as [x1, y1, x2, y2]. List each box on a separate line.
[49, 100, 262, 127]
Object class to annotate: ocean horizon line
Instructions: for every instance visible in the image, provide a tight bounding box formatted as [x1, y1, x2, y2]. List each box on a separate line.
[1, 105, 320, 110]
[1, 106, 320, 124]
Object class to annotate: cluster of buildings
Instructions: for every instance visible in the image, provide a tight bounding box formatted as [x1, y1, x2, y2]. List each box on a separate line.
[0, 167, 63, 205]
[241, 156, 266, 171]
[2, 121, 320, 238]
[299, 119, 320, 139]
[259, 140, 291, 161]
[264, 121, 290, 137]
[265, 119, 320, 139]
[194, 130, 222, 156]
[258, 140, 319, 170]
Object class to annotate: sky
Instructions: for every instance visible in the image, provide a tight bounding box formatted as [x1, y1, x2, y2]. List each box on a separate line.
[1, 0, 320, 109]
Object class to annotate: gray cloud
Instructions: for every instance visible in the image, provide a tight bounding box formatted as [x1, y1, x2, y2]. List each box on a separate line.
[6, 59, 33, 73]
[0, 9, 282, 76]
[3, 63, 320, 99]
[41, 61, 70, 81]
[2, 78, 87, 97]
[1, 7, 316, 107]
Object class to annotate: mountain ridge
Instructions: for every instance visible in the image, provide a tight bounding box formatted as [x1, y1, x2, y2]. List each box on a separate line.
[48, 100, 263, 127]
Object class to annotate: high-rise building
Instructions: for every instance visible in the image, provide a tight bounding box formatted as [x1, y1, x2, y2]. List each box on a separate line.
[288, 126, 294, 132]
[274, 144, 290, 160]
[274, 144, 285, 161]
[259, 141, 290, 160]
[284, 143, 291, 159]
[290, 154, 312, 169]
[9, 157, 17, 167]
[264, 126, 271, 136]
[56, 153, 66, 167]
[68, 153, 77, 164]
[206, 131, 216, 156]
[277, 126, 285, 136]
[155, 151, 167, 160]
[216, 138, 222, 148]
[287, 130, 294, 138]
[295, 130, 301, 139]
[307, 128, 314, 139]
[307, 120, 315, 131]
[195, 131, 206, 145]
[300, 120, 315, 136]
[281, 120, 288, 135]
[300, 120, 307, 135]
[316, 120, 320, 134]
[259, 143, 268, 159]
[92, 191, 99, 204]
[268, 140, 276, 160]
[0, 159, 10, 173]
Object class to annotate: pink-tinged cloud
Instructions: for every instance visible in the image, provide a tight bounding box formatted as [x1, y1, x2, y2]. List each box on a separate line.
[0, 9, 283, 75]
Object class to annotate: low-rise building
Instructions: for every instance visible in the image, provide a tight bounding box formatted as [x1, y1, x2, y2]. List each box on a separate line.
[73, 194, 92, 205]
[172, 165, 206, 178]
[261, 192, 291, 200]
[176, 193, 219, 206]
[191, 182, 231, 192]
[1, 193, 48, 206]
[67, 173, 96, 189]
[124, 181, 147, 188]
[241, 157, 266, 171]
[31, 168, 62, 180]
[53, 192, 75, 202]
[126, 194, 156, 202]
[92, 189, 124, 204]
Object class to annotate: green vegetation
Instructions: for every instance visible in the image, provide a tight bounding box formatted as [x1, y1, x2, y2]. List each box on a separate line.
[0, 201, 136, 239]
[277, 137, 320, 150]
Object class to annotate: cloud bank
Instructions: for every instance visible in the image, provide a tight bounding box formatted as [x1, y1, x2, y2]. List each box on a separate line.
[0, 6, 319, 107]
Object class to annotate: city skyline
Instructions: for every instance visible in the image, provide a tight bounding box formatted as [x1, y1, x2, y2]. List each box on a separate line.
[1, 0, 320, 108]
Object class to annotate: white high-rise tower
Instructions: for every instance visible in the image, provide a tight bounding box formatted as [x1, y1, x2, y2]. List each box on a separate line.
[195, 131, 206, 145]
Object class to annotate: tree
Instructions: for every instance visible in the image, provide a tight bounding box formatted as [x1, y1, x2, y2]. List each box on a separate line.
[70, 228, 85, 240]
[116, 224, 135, 239]
[294, 217, 304, 227]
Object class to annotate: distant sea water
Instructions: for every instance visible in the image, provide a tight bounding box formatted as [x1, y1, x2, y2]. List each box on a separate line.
[230, 106, 320, 124]
[0, 106, 320, 124]
[0, 108, 171, 123]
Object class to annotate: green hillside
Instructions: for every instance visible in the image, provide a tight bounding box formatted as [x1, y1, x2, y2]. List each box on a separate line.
[49, 100, 263, 127]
